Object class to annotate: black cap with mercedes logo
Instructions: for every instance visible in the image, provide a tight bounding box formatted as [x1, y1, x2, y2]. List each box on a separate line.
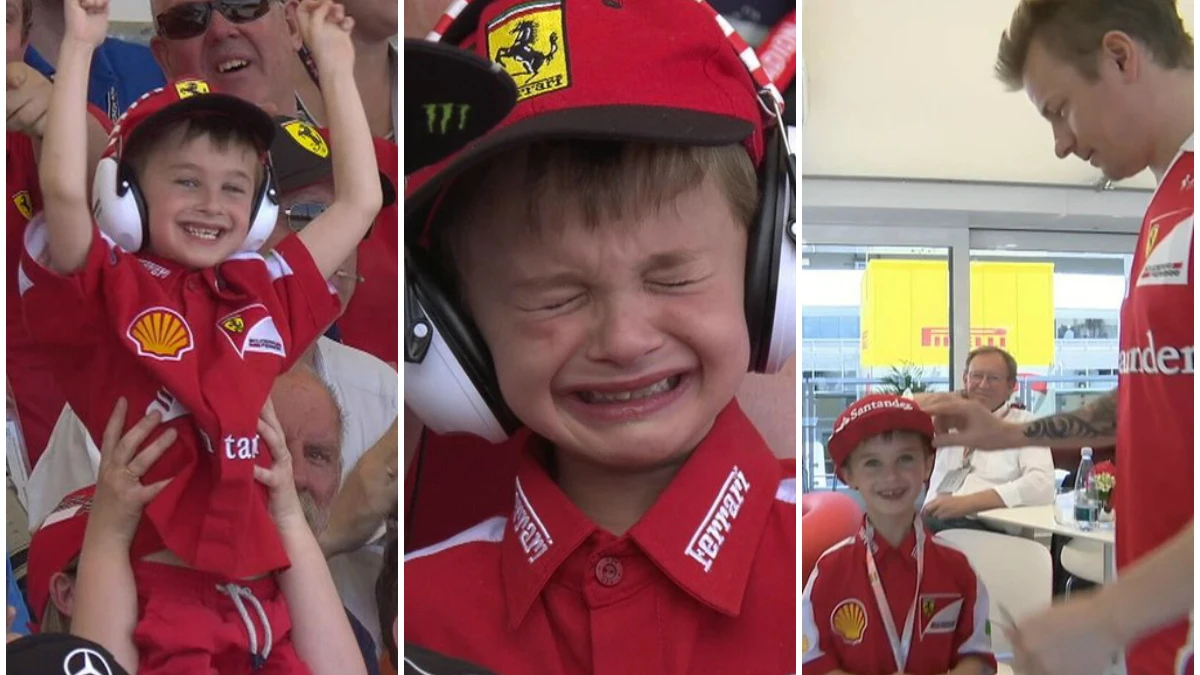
[404, 39, 518, 175]
[8, 632, 129, 675]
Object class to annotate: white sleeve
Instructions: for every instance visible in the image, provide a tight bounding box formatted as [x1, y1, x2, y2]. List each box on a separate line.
[991, 444, 1055, 507]
[801, 565, 828, 665]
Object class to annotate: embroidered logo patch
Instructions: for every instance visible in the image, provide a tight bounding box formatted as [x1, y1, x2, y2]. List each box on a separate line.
[685, 466, 751, 572]
[919, 594, 963, 637]
[487, 0, 569, 101]
[12, 190, 32, 219]
[513, 477, 553, 563]
[218, 304, 286, 359]
[1137, 213, 1192, 288]
[174, 79, 210, 98]
[282, 120, 329, 158]
[127, 307, 193, 361]
[831, 599, 868, 645]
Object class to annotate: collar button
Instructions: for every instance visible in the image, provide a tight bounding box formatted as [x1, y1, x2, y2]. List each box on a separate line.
[595, 557, 623, 587]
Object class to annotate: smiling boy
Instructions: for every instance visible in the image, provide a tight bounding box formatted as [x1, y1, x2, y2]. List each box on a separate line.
[802, 394, 996, 675]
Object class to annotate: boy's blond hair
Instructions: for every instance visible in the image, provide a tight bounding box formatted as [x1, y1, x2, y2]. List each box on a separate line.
[995, 0, 1194, 91]
[432, 141, 757, 295]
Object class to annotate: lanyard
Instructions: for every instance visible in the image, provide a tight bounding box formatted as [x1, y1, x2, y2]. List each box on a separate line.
[863, 517, 925, 673]
[756, 11, 797, 92]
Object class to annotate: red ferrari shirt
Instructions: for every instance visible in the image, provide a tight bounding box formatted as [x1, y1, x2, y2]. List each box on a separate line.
[339, 137, 398, 365]
[19, 223, 338, 577]
[802, 519, 995, 675]
[404, 403, 797, 674]
[5, 130, 62, 467]
[1118, 134, 1194, 675]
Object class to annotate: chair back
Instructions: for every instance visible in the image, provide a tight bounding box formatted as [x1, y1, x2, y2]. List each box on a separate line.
[934, 529, 1052, 658]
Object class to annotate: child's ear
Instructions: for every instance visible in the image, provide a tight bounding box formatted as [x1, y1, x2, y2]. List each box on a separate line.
[836, 464, 852, 488]
[922, 452, 936, 481]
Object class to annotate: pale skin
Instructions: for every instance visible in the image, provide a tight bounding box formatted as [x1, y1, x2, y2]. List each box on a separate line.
[831, 435, 993, 675]
[70, 397, 367, 675]
[38, 0, 380, 278]
[915, 25, 1194, 675]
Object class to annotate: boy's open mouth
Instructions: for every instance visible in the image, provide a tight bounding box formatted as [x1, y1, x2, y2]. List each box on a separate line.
[576, 374, 682, 404]
[876, 487, 908, 501]
[181, 223, 227, 242]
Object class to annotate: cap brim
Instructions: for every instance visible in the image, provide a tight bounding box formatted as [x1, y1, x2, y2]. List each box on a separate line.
[405, 39, 518, 174]
[132, 93, 276, 152]
[404, 105, 754, 240]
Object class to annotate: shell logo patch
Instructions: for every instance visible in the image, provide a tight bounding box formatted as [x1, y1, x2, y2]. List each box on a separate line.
[486, 0, 569, 101]
[218, 304, 286, 359]
[283, 120, 329, 158]
[831, 599, 868, 645]
[175, 79, 210, 98]
[12, 191, 33, 219]
[127, 308, 194, 361]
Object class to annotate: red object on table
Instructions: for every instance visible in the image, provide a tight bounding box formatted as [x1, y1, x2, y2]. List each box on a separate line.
[801, 491, 862, 584]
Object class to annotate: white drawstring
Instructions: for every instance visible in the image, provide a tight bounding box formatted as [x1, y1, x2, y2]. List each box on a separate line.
[217, 583, 275, 669]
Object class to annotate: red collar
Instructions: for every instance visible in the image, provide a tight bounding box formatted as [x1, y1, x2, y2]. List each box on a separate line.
[862, 515, 919, 561]
[499, 402, 783, 627]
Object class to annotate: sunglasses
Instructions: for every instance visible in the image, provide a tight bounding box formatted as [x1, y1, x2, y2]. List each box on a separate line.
[155, 0, 274, 40]
[285, 201, 327, 232]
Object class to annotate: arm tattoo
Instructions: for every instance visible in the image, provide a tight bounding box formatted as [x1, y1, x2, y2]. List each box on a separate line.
[1023, 389, 1118, 442]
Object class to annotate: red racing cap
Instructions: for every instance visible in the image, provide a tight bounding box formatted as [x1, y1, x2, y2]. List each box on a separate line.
[102, 78, 275, 162]
[826, 395, 935, 468]
[405, 0, 770, 240]
[26, 486, 94, 628]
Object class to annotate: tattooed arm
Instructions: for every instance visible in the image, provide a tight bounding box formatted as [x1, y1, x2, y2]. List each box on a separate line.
[1021, 389, 1117, 449]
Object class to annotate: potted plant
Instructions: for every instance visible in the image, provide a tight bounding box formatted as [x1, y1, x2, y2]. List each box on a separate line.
[879, 362, 930, 395]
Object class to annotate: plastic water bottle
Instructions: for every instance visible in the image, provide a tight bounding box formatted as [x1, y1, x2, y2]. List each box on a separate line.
[1073, 448, 1098, 531]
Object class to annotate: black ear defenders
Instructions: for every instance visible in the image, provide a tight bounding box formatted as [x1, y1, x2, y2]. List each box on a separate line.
[403, 122, 797, 442]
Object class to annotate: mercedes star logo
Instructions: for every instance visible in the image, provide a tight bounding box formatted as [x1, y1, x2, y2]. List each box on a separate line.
[63, 648, 114, 675]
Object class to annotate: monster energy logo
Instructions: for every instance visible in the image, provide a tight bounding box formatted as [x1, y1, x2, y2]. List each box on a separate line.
[424, 103, 471, 135]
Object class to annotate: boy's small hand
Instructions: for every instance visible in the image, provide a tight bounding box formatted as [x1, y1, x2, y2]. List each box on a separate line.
[92, 398, 177, 547]
[296, 0, 356, 72]
[63, 0, 110, 47]
[254, 398, 307, 532]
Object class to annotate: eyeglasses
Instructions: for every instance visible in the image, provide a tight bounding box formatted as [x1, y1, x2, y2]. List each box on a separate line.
[967, 372, 1007, 385]
[284, 201, 328, 233]
[155, 0, 274, 40]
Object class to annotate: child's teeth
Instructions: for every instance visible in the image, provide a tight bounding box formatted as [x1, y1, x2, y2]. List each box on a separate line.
[581, 375, 679, 403]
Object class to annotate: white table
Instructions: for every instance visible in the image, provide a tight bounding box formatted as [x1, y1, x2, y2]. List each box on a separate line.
[976, 504, 1116, 582]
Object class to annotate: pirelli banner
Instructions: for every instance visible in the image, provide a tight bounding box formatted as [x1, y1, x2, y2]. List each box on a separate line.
[860, 260, 1055, 368]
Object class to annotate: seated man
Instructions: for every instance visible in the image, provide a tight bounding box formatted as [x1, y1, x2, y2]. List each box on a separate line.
[923, 347, 1055, 532]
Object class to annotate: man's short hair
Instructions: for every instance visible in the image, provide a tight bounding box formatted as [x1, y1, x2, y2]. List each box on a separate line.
[995, 0, 1194, 91]
[965, 346, 1018, 383]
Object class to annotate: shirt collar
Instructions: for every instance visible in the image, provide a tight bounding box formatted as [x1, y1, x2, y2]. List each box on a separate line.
[864, 515, 919, 561]
[499, 402, 781, 627]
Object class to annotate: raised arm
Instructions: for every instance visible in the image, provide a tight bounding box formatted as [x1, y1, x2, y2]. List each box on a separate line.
[255, 400, 367, 675]
[37, 0, 109, 274]
[1019, 389, 1117, 449]
[292, 0, 383, 279]
[916, 388, 1118, 451]
[71, 399, 176, 674]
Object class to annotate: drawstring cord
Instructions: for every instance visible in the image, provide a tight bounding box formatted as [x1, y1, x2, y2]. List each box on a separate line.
[217, 583, 274, 669]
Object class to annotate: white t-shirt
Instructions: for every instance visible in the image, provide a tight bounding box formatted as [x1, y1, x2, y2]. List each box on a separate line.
[923, 403, 1056, 509]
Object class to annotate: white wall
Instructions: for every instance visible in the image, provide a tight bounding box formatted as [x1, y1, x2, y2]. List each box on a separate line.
[110, 0, 151, 24]
[802, 0, 1195, 189]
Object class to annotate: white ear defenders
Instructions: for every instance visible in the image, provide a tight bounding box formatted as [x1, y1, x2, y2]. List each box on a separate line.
[91, 154, 279, 254]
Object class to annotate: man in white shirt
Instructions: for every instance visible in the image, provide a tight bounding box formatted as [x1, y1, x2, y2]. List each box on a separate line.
[922, 346, 1055, 532]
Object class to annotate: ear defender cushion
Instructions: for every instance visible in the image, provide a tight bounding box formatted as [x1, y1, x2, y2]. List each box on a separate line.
[744, 124, 786, 372]
[243, 165, 279, 253]
[92, 158, 150, 252]
[405, 247, 521, 434]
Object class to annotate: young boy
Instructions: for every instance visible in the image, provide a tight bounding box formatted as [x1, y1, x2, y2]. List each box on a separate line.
[402, 0, 795, 672]
[17, 0, 381, 670]
[802, 394, 997, 675]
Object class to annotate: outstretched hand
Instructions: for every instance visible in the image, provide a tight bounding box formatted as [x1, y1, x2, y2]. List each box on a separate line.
[64, 0, 110, 48]
[912, 392, 1023, 449]
[91, 398, 177, 547]
[296, 0, 355, 72]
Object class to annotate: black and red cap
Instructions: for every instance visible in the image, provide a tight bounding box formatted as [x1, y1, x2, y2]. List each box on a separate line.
[826, 395, 935, 468]
[103, 78, 275, 162]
